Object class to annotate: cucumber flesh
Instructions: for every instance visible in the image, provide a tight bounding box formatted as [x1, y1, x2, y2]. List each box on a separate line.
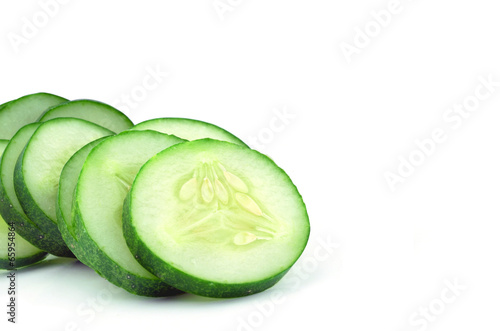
[0, 93, 67, 139]
[57, 137, 108, 264]
[0, 124, 51, 252]
[74, 130, 185, 296]
[0, 140, 47, 270]
[130, 118, 247, 146]
[39, 100, 134, 133]
[123, 139, 310, 298]
[14, 118, 113, 256]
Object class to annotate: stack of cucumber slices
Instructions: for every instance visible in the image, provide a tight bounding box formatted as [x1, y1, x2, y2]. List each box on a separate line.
[0, 92, 310, 298]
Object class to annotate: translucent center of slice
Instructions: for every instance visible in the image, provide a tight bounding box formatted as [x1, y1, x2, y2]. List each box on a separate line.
[174, 161, 281, 246]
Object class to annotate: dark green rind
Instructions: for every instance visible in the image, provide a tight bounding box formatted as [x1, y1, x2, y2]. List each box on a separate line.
[0, 92, 67, 140]
[0, 139, 48, 269]
[123, 192, 290, 298]
[13, 154, 74, 257]
[56, 137, 109, 266]
[0, 100, 13, 111]
[71, 131, 186, 297]
[73, 204, 183, 297]
[0, 251, 47, 270]
[0, 124, 54, 252]
[13, 119, 114, 257]
[0, 179, 59, 256]
[39, 99, 134, 133]
[122, 139, 310, 298]
[130, 117, 248, 147]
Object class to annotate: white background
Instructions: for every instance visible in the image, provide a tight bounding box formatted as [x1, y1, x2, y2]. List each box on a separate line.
[1, 0, 500, 330]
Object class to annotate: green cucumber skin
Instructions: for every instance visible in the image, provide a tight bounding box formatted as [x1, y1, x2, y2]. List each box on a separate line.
[13, 119, 114, 257]
[0, 93, 68, 140]
[122, 191, 288, 298]
[0, 166, 54, 253]
[122, 139, 311, 298]
[73, 203, 183, 297]
[56, 202, 88, 264]
[0, 193, 54, 256]
[13, 153, 74, 257]
[0, 251, 47, 270]
[0, 101, 12, 111]
[131, 117, 248, 147]
[39, 99, 134, 133]
[0, 139, 48, 269]
[0, 124, 54, 253]
[56, 137, 109, 267]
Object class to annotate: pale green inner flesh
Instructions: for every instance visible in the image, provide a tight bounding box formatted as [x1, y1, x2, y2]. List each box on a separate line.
[131, 118, 246, 146]
[58, 138, 106, 234]
[131, 141, 309, 284]
[176, 161, 282, 246]
[77, 131, 184, 278]
[0, 93, 67, 140]
[40, 100, 133, 133]
[0, 141, 44, 259]
[22, 119, 113, 222]
[1, 124, 40, 220]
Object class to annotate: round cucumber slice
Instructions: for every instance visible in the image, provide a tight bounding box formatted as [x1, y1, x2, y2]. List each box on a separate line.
[0, 93, 67, 139]
[14, 118, 114, 257]
[130, 118, 247, 146]
[0, 140, 47, 270]
[39, 100, 134, 133]
[0, 124, 52, 252]
[123, 139, 310, 298]
[74, 130, 185, 296]
[57, 137, 108, 264]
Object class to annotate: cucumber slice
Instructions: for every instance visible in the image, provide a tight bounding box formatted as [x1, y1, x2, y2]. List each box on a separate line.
[0, 93, 67, 139]
[0, 100, 13, 111]
[73, 130, 185, 296]
[56, 137, 108, 264]
[14, 118, 114, 256]
[0, 140, 47, 270]
[0, 124, 52, 252]
[39, 100, 134, 133]
[130, 118, 247, 146]
[123, 139, 310, 298]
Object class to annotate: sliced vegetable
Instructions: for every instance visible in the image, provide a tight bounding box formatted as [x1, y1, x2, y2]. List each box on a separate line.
[14, 118, 113, 256]
[39, 99, 133, 133]
[123, 139, 310, 298]
[73, 130, 185, 296]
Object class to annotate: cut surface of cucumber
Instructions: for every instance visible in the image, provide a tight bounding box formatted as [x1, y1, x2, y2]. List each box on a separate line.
[0, 93, 67, 139]
[130, 118, 247, 146]
[57, 137, 108, 263]
[123, 139, 310, 298]
[0, 140, 47, 270]
[0, 124, 51, 252]
[74, 130, 185, 296]
[14, 118, 113, 256]
[39, 99, 133, 133]
[0, 124, 40, 225]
